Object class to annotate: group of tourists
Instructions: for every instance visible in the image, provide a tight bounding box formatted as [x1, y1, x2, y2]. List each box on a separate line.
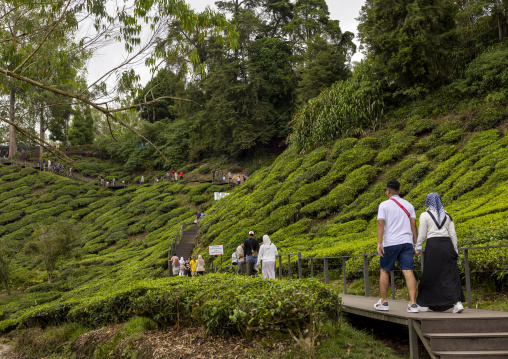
[375, 180, 465, 314]
[233, 231, 279, 280]
[170, 254, 205, 276]
[212, 171, 247, 186]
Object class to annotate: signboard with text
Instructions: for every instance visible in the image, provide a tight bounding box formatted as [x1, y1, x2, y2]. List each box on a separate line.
[208, 245, 224, 256]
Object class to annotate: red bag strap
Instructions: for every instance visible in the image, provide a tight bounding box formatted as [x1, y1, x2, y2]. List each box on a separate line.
[390, 198, 410, 219]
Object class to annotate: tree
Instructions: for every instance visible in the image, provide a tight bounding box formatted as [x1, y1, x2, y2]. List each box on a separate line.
[0, 0, 238, 163]
[69, 105, 94, 145]
[23, 221, 79, 283]
[358, 0, 458, 90]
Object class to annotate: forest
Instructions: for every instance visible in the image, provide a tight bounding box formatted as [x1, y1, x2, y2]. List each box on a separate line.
[0, 0, 508, 358]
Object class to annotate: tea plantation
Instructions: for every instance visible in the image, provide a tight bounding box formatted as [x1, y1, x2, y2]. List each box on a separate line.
[1, 103, 508, 357]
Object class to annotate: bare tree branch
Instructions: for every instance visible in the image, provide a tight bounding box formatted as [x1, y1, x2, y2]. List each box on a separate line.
[109, 95, 201, 113]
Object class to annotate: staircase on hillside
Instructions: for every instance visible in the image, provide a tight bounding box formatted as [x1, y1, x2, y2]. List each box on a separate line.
[422, 316, 508, 358]
[172, 225, 199, 262]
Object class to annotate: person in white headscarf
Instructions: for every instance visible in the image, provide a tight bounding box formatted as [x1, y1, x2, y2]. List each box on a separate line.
[256, 235, 278, 280]
[415, 193, 465, 313]
[179, 257, 186, 276]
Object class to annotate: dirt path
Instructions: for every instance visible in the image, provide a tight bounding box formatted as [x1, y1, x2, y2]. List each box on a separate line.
[0, 344, 13, 359]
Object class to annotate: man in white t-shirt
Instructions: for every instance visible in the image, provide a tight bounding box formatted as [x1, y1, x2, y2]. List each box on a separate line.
[374, 180, 419, 313]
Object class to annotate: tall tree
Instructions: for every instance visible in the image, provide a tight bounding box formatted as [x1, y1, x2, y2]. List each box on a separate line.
[358, 0, 458, 89]
[69, 106, 94, 146]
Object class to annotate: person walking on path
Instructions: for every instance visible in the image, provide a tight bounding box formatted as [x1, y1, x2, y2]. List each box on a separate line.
[140, 176, 145, 185]
[415, 193, 465, 313]
[190, 256, 197, 277]
[196, 255, 205, 275]
[375, 180, 419, 313]
[170, 255, 180, 276]
[236, 242, 245, 274]
[179, 257, 186, 276]
[244, 231, 259, 274]
[256, 235, 278, 279]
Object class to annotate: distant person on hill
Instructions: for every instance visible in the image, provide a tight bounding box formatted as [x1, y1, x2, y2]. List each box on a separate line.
[190, 256, 197, 277]
[415, 193, 465, 313]
[179, 257, 186, 276]
[179, 172, 184, 181]
[196, 255, 205, 275]
[375, 180, 419, 313]
[170, 255, 180, 276]
[196, 211, 201, 225]
[167, 172, 170, 181]
[236, 241, 245, 274]
[228, 171, 232, 182]
[140, 176, 144, 185]
[243, 231, 259, 273]
[237, 175, 241, 185]
[256, 235, 278, 280]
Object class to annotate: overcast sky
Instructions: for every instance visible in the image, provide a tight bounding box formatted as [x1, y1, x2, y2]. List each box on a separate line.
[86, 0, 365, 88]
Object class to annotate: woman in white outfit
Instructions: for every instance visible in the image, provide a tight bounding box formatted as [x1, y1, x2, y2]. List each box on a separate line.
[179, 257, 186, 276]
[415, 193, 465, 313]
[256, 235, 278, 279]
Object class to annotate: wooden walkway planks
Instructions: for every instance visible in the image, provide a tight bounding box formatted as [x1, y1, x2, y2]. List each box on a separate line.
[340, 294, 508, 359]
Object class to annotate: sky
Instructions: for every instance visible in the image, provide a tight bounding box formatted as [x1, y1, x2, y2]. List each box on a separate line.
[86, 0, 365, 88]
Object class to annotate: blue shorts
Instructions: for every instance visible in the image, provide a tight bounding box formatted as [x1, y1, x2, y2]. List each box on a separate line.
[380, 243, 414, 271]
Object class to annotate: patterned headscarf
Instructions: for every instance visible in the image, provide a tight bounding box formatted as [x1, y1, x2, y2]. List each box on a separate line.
[426, 193, 447, 229]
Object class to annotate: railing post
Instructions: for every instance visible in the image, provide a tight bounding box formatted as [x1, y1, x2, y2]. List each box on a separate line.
[464, 249, 472, 308]
[287, 255, 291, 279]
[390, 271, 395, 300]
[278, 255, 282, 279]
[324, 257, 329, 285]
[363, 254, 370, 297]
[297, 252, 302, 279]
[342, 257, 347, 294]
[310, 258, 314, 277]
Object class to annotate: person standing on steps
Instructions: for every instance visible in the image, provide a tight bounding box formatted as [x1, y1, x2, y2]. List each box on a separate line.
[179, 257, 186, 276]
[415, 193, 465, 313]
[375, 180, 419, 313]
[170, 254, 180, 276]
[236, 241, 245, 274]
[190, 256, 197, 277]
[196, 255, 205, 275]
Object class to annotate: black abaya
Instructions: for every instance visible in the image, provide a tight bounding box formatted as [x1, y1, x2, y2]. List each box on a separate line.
[416, 237, 465, 311]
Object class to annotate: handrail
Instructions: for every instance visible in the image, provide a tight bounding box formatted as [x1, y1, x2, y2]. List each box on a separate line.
[167, 220, 196, 276]
[208, 244, 508, 308]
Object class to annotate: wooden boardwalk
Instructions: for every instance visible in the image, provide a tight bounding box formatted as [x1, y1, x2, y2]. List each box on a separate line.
[341, 294, 508, 358]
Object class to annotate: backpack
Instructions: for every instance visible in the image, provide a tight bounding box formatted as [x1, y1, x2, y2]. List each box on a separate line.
[232, 251, 238, 265]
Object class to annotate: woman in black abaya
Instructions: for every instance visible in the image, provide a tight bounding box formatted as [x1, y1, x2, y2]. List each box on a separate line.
[414, 193, 465, 313]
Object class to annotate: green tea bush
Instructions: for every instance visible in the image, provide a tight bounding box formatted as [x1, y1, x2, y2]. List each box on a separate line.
[0, 210, 24, 225]
[405, 117, 437, 135]
[468, 107, 507, 131]
[330, 138, 357, 159]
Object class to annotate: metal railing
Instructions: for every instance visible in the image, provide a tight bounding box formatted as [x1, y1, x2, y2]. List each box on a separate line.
[208, 245, 508, 308]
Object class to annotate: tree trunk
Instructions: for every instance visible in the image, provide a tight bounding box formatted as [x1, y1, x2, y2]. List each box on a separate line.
[40, 108, 45, 158]
[65, 117, 69, 148]
[499, 12, 508, 42]
[8, 89, 16, 159]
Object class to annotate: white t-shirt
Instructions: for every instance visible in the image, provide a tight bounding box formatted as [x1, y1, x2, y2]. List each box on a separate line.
[377, 195, 416, 247]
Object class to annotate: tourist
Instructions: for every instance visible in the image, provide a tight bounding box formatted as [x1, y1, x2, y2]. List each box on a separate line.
[415, 193, 465, 313]
[243, 231, 259, 274]
[179, 257, 186, 276]
[140, 175, 144, 185]
[237, 175, 241, 185]
[256, 235, 278, 279]
[228, 171, 232, 182]
[236, 241, 245, 274]
[179, 172, 183, 181]
[190, 256, 197, 277]
[167, 172, 170, 181]
[185, 257, 191, 277]
[196, 255, 205, 275]
[196, 211, 201, 226]
[375, 180, 419, 313]
[170, 254, 180, 276]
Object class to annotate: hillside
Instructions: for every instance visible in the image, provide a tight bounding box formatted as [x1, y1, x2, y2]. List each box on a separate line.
[197, 108, 508, 278]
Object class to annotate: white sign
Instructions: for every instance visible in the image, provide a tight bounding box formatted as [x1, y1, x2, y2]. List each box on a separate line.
[208, 245, 224, 256]
[214, 192, 230, 200]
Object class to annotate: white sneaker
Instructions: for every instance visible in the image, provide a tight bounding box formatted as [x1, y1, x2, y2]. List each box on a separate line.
[453, 302, 464, 313]
[374, 299, 389, 311]
[417, 304, 430, 312]
[407, 303, 419, 313]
